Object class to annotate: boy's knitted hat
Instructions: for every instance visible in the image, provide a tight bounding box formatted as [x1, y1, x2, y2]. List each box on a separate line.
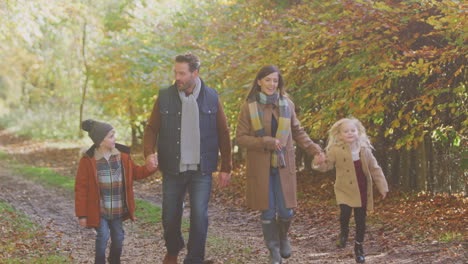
[82, 119, 114, 146]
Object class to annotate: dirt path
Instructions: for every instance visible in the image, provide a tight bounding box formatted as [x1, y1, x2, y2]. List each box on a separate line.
[0, 130, 464, 263]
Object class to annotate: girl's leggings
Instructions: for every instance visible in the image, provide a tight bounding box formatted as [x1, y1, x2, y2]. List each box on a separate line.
[339, 204, 366, 242]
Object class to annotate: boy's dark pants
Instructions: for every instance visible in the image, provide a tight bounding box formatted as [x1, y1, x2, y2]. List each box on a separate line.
[339, 204, 366, 242]
[95, 217, 124, 264]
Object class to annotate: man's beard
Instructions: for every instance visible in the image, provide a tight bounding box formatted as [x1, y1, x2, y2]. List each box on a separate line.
[177, 79, 194, 91]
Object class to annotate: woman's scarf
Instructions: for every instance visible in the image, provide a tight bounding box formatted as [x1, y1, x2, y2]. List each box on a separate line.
[248, 92, 291, 168]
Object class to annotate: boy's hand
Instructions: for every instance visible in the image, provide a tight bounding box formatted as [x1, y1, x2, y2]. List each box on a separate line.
[78, 218, 87, 227]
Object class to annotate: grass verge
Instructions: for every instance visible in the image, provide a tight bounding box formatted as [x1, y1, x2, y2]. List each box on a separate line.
[0, 200, 72, 263]
[2, 151, 229, 252]
[12, 165, 162, 226]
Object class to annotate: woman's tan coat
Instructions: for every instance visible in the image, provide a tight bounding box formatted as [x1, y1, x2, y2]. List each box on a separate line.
[236, 97, 322, 210]
[317, 143, 389, 210]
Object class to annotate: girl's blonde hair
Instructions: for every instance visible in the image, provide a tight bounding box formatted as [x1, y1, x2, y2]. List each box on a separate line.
[326, 118, 373, 152]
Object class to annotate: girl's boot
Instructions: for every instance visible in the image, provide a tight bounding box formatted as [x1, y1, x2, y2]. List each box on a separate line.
[354, 242, 365, 263]
[261, 219, 282, 264]
[277, 218, 292, 258]
[337, 226, 349, 248]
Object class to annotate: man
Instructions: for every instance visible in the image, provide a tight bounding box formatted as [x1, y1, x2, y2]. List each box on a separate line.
[144, 53, 232, 264]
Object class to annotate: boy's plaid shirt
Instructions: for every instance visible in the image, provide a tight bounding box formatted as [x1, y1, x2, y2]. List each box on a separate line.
[95, 149, 128, 220]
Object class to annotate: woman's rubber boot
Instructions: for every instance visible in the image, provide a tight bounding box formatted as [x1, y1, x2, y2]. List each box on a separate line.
[337, 227, 349, 248]
[354, 242, 365, 263]
[277, 218, 292, 259]
[262, 219, 282, 264]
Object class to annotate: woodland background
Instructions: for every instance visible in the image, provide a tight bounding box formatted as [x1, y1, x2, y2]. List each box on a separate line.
[0, 0, 466, 193]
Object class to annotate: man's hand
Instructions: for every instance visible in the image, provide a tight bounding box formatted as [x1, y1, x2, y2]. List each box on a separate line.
[145, 153, 158, 172]
[217, 172, 231, 189]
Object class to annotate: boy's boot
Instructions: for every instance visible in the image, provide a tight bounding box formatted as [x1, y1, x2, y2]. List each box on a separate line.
[354, 242, 365, 263]
[261, 219, 282, 264]
[162, 253, 178, 264]
[337, 226, 349, 248]
[277, 218, 292, 259]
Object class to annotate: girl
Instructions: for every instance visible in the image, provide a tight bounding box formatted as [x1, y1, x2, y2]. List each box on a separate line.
[313, 118, 388, 263]
[75, 119, 157, 264]
[236, 65, 325, 264]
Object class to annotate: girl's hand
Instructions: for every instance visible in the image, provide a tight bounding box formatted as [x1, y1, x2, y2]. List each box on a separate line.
[381, 192, 388, 199]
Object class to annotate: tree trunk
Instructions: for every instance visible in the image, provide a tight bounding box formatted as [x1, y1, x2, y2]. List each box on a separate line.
[416, 140, 427, 191]
[401, 149, 410, 190]
[410, 149, 417, 190]
[390, 149, 400, 186]
[129, 101, 138, 147]
[79, 20, 89, 137]
[426, 135, 435, 192]
[435, 144, 446, 193]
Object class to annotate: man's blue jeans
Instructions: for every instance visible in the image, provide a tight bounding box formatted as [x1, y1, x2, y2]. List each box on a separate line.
[261, 167, 294, 220]
[162, 170, 212, 264]
[95, 217, 124, 264]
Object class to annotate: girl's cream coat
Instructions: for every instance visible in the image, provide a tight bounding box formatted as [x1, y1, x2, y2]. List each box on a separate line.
[236, 98, 322, 210]
[318, 144, 389, 210]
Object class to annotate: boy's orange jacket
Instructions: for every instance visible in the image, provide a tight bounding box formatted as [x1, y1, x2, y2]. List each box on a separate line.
[74, 144, 152, 227]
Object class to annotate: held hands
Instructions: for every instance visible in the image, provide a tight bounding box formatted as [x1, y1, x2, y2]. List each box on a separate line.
[217, 171, 231, 189]
[312, 152, 326, 167]
[145, 153, 159, 172]
[78, 218, 87, 227]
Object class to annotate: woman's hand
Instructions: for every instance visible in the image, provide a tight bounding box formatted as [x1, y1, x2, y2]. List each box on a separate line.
[313, 152, 326, 166]
[381, 191, 388, 199]
[274, 139, 283, 152]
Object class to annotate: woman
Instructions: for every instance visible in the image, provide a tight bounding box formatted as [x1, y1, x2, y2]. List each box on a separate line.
[236, 65, 325, 264]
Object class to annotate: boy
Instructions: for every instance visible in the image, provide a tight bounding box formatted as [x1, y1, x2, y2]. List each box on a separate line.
[75, 119, 157, 264]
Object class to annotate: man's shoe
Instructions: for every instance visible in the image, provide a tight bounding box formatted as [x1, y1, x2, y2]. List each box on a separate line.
[162, 254, 178, 264]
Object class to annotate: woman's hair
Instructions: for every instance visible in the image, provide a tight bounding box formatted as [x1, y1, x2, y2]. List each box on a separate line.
[325, 117, 373, 152]
[246, 65, 285, 100]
